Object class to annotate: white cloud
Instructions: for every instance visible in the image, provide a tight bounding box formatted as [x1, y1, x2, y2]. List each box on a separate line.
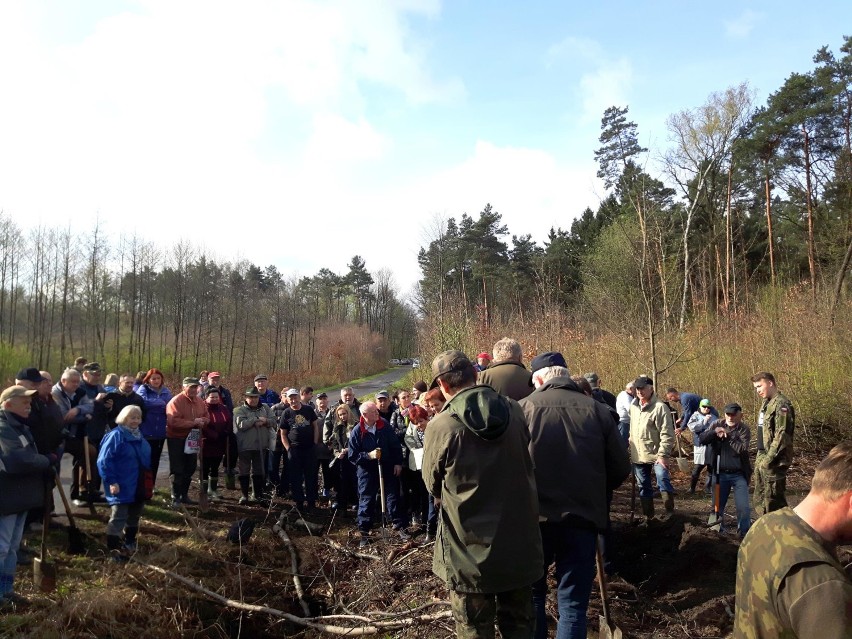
[546, 35, 633, 123]
[725, 9, 762, 38]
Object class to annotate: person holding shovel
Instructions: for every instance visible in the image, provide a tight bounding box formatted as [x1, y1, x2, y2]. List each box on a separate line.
[699, 403, 752, 538]
[96, 405, 152, 561]
[348, 401, 409, 547]
[0, 385, 56, 608]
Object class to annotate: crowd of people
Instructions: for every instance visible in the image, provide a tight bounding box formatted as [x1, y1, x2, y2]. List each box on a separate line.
[0, 343, 849, 637]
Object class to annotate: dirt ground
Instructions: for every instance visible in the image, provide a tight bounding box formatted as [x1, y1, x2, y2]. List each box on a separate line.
[4, 450, 847, 638]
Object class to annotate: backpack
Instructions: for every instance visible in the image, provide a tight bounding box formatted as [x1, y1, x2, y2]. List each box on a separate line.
[226, 518, 256, 545]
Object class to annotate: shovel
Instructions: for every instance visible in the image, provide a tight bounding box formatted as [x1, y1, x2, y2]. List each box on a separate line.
[225, 438, 236, 490]
[376, 448, 388, 540]
[198, 436, 209, 514]
[676, 434, 692, 473]
[629, 468, 637, 526]
[708, 453, 722, 531]
[33, 483, 56, 592]
[595, 535, 622, 639]
[82, 435, 98, 515]
[55, 474, 87, 554]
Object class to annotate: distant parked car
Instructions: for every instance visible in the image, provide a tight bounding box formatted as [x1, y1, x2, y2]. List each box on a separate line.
[390, 359, 401, 366]
[412, 359, 420, 369]
[400, 358, 412, 365]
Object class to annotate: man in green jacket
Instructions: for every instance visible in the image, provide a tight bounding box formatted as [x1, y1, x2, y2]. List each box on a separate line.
[733, 442, 852, 637]
[422, 350, 543, 639]
[478, 337, 534, 401]
[751, 371, 795, 517]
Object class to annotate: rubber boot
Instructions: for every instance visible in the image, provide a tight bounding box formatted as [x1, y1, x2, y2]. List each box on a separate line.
[689, 475, 699, 494]
[238, 476, 251, 504]
[251, 475, 267, 505]
[107, 535, 127, 562]
[124, 527, 138, 553]
[663, 491, 675, 513]
[208, 478, 220, 501]
[640, 498, 655, 523]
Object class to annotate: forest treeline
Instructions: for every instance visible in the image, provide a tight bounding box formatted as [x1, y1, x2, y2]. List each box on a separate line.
[414, 37, 852, 441]
[0, 221, 417, 386]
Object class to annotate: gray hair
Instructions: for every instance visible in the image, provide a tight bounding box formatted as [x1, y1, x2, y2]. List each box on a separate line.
[492, 337, 522, 363]
[61, 368, 81, 381]
[115, 404, 142, 425]
[532, 366, 570, 388]
[360, 400, 377, 413]
[340, 386, 354, 398]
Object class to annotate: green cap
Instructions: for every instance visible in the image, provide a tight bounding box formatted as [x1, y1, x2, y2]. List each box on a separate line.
[430, 350, 472, 389]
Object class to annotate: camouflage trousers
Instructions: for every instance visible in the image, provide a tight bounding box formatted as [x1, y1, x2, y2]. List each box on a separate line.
[449, 585, 534, 639]
[752, 454, 787, 517]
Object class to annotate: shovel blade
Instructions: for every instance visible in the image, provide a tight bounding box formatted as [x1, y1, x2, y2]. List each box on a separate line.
[599, 615, 622, 639]
[33, 557, 56, 593]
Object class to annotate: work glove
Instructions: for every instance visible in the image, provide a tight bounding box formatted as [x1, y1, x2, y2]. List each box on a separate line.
[367, 449, 379, 460]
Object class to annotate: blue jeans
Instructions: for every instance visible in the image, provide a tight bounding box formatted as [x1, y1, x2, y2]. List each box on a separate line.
[617, 420, 630, 446]
[532, 522, 597, 639]
[633, 462, 674, 500]
[0, 512, 27, 592]
[713, 472, 751, 537]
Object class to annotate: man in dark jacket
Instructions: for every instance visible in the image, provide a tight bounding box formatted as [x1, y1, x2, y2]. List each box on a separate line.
[521, 353, 630, 639]
[348, 401, 408, 545]
[584, 372, 617, 410]
[0, 386, 55, 607]
[105, 374, 146, 430]
[700, 403, 752, 538]
[16, 369, 64, 528]
[423, 350, 543, 639]
[52, 367, 104, 505]
[478, 337, 533, 401]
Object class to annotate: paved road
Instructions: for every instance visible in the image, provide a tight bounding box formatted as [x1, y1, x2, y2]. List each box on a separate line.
[325, 365, 414, 401]
[53, 367, 416, 509]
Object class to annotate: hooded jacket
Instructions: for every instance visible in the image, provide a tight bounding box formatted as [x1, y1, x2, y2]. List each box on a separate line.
[520, 376, 631, 530]
[478, 360, 534, 401]
[421, 384, 543, 594]
[96, 425, 152, 505]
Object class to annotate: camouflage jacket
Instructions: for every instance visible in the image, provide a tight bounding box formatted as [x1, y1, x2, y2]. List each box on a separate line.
[733, 507, 852, 638]
[756, 392, 795, 470]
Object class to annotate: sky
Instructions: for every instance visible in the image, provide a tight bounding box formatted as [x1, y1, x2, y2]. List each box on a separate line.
[1, 1, 849, 294]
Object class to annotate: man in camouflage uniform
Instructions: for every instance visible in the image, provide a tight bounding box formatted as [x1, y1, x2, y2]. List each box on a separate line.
[751, 372, 795, 516]
[733, 442, 852, 637]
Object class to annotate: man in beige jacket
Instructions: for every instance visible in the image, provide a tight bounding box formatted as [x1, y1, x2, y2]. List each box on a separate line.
[628, 375, 676, 522]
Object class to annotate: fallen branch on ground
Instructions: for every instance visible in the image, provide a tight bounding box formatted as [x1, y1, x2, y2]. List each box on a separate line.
[272, 519, 311, 616]
[136, 560, 453, 635]
[327, 538, 380, 561]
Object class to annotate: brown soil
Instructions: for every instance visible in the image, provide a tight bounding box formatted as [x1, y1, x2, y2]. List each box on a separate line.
[5, 451, 847, 638]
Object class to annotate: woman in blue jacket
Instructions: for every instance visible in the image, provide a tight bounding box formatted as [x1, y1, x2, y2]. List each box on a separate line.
[136, 368, 171, 486]
[97, 405, 151, 561]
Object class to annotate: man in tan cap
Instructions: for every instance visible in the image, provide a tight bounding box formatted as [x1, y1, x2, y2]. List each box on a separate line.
[0, 386, 57, 607]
